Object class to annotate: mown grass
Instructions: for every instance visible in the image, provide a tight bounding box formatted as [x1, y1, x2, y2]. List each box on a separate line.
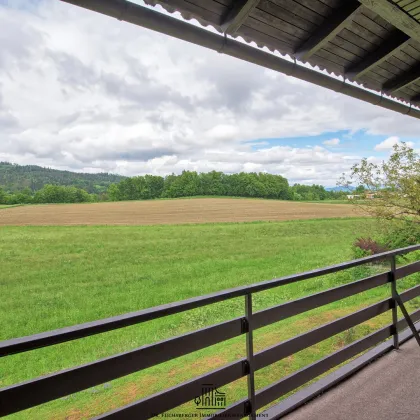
[1, 218, 419, 419]
[157, 196, 351, 204]
[0, 204, 23, 209]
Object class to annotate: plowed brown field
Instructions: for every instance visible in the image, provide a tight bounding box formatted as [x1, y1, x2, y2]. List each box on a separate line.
[0, 198, 360, 226]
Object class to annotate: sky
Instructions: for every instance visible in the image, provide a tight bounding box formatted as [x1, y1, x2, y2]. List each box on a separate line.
[0, 0, 419, 186]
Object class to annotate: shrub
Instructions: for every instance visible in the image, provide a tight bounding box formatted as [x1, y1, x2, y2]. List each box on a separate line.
[353, 237, 389, 257]
[381, 221, 420, 250]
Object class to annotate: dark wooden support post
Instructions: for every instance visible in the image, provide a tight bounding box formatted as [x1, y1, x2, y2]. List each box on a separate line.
[390, 255, 399, 349]
[394, 293, 420, 347]
[245, 293, 256, 419]
[295, 0, 361, 61]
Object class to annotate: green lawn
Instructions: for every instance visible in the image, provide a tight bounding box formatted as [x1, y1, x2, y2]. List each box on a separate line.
[1, 219, 419, 419]
[301, 199, 351, 204]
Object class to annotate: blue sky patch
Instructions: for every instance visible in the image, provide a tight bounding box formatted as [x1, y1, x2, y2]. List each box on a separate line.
[245, 130, 418, 158]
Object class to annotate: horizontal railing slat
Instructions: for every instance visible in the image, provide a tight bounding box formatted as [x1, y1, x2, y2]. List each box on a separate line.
[2, 244, 419, 356]
[396, 261, 420, 279]
[254, 298, 391, 370]
[208, 398, 249, 419]
[253, 272, 389, 329]
[1, 244, 419, 419]
[255, 326, 391, 410]
[94, 285, 420, 419]
[6, 273, 412, 416]
[100, 285, 420, 420]
[253, 283, 420, 374]
[399, 283, 420, 303]
[397, 307, 420, 331]
[212, 308, 420, 420]
[0, 318, 243, 417]
[262, 312, 420, 420]
[2, 269, 420, 416]
[94, 359, 246, 419]
[213, 300, 420, 420]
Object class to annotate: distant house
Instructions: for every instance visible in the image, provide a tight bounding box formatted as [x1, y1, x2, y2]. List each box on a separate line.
[347, 192, 375, 200]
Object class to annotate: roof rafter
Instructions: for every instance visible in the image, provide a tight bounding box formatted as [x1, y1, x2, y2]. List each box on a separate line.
[346, 31, 410, 79]
[221, 0, 261, 35]
[359, 0, 420, 44]
[383, 62, 420, 92]
[294, 0, 361, 62]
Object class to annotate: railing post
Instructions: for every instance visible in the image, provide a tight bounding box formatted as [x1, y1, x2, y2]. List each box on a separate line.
[390, 255, 399, 350]
[245, 293, 256, 419]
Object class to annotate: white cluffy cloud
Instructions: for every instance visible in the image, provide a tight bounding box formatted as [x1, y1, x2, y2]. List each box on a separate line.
[0, 1, 419, 185]
[374, 136, 414, 151]
[323, 138, 340, 146]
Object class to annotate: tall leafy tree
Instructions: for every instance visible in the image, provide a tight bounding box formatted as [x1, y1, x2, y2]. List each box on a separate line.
[340, 142, 420, 248]
[340, 143, 420, 224]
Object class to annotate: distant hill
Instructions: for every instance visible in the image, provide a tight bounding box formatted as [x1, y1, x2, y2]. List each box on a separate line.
[0, 162, 125, 194]
[325, 186, 355, 192]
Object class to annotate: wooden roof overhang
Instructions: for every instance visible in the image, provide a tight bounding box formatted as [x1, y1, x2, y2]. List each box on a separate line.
[61, 0, 420, 120]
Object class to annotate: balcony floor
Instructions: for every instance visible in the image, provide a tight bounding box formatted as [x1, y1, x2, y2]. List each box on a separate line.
[284, 338, 420, 420]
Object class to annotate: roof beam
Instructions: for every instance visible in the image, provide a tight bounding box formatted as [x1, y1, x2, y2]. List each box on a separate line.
[383, 62, 420, 92]
[221, 0, 261, 35]
[359, 0, 420, 44]
[346, 31, 410, 79]
[294, 0, 361, 62]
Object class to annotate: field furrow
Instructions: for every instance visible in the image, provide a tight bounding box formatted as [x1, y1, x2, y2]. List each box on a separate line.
[0, 198, 359, 226]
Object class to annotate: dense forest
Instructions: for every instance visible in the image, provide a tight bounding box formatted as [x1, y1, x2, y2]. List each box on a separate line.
[107, 171, 342, 201]
[0, 162, 124, 193]
[0, 163, 347, 205]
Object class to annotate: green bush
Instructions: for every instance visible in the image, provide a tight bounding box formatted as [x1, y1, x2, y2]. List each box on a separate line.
[352, 222, 420, 261]
[381, 221, 420, 250]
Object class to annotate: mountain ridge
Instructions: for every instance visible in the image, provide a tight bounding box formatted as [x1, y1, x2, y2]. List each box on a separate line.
[0, 162, 125, 194]
[325, 186, 355, 192]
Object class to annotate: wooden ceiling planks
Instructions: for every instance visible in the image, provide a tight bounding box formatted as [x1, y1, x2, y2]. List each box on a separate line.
[294, 1, 361, 61]
[242, 14, 301, 46]
[346, 32, 410, 79]
[393, 0, 420, 22]
[360, 0, 420, 42]
[383, 61, 420, 91]
[250, 7, 311, 41]
[266, 0, 325, 25]
[221, 0, 261, 33]
[257, 0, 318, 32]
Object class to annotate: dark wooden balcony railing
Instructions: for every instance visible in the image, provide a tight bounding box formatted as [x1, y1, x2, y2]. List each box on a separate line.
[1, 244, 420, 419]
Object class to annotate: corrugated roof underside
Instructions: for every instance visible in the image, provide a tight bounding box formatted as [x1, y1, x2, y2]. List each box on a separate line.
[144, 0, 420, 102]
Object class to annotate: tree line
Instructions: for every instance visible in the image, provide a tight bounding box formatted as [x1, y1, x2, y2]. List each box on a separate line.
[0, 171, 346, 205]
[0, 185, 94, 205]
